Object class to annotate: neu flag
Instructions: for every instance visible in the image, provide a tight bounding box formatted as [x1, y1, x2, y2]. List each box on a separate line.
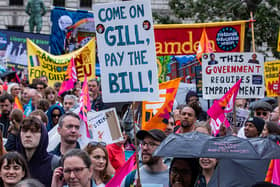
[106, 153, 136, 187]
[196, 28, 213, 63]
[79, 75, 92, 138]
[58, 57, 77, 96]
[207, 79, 242, 120]
[24, 99, 32, 117]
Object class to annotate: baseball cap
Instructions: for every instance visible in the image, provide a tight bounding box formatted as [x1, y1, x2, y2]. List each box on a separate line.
[136, 129, 166, 142]
[252, 101, 272, 112]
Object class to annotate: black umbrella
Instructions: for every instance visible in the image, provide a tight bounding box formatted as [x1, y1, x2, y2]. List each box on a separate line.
[154, 131, 280, 160]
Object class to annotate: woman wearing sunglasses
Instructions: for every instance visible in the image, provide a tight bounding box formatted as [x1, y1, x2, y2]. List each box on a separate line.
[84, 141, 112, 187]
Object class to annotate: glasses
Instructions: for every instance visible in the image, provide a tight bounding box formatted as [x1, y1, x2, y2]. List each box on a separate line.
[171, 167, 191, 176]
[52, 114, 61, 118]
[256, 111, 268, 116]
[141, 141, 160, 148]
[88, 141, 106, 147]
[63, 167, 88, 176]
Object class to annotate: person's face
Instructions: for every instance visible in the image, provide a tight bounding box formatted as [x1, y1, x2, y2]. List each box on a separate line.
[244, 122, 259, 138]
[165, 117, 175, 136]
[74, 89, 81, 97]
[170, 159, 192, 187]
[90, 148, 106, 172]
[36, 84, 45, 94]
[0, 160, 25, 186]
[180, 107, 197, 128]
[11, 86, 21, 97]
[141, 136, 161, 165]
[63, 156, 92, 187]
[195, 127, 209, 135]
[210, 54, 215, 60]
[63, 99, 75, 112]
[0, 99, 13, 116]
[47, 91, 56, 102]
[20, 127, 41, 150]
[58, 116, 80, 144]
[235, 99, 246, 109]
[261, 124, 269, 137]
[188, 96, 198, 105]
[199, 158, 217, 170]
[88, 81, 98, 94]
[52, 109, 61, 125]
[252, 54, 257, 60]
[270, 107, 279, 122]
[22, 89, 30, 102]
[40, 77, 48, 85]
[254, 109, 270, 121]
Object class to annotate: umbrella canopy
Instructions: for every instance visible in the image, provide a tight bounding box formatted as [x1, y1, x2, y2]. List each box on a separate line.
[154, 131, 280, 160]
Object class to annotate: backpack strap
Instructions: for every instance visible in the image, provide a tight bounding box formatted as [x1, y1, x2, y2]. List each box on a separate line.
[125, 169, 137, 187]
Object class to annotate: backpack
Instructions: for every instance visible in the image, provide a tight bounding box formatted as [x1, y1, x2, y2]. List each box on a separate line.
[125, 169, 136, 187]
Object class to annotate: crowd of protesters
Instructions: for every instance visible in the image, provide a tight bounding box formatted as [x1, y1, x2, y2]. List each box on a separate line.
[0, 75, 279, 187]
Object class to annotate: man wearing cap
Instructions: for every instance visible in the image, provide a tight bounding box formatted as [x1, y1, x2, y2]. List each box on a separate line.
[121, 129, 169, 187]
[244, 117, 265, 138]
[252, 101, 272, 121]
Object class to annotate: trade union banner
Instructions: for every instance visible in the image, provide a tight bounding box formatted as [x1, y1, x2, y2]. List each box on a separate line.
[154, 20, 246, 56]
[264, 60, 280, 97]
[202, 52, 264, 99]
[27, 38, 95, 86]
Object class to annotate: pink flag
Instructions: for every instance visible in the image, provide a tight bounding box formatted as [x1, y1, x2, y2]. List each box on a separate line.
[58, 57, 77, 96]
[106, 153, 136, 187]
[272, 159, 280, 185]
[210, 114, 231, 136]
[207, 79, 242, 120]
[79, 75, 92, 138]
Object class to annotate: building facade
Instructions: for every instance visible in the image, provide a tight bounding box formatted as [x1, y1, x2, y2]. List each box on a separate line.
[0, 0, 170, 34]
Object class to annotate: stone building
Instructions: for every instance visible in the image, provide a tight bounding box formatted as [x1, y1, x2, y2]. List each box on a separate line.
[0, 0, 170, 34]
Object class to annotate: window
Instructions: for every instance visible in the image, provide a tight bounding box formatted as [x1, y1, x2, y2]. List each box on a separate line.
[80, 0, 92, 8]
[9, 0, 23, 6]
[53, 0, 65, 7]
[7, 26, 24, 32]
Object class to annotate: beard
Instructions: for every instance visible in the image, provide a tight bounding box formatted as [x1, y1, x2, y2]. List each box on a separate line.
[142, 154, 160, 166]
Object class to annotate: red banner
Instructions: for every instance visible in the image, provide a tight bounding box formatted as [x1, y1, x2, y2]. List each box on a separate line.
[154, 20, 246, 56]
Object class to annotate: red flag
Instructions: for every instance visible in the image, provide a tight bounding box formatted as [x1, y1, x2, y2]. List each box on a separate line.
[79, 75, 92, 138]
[13, 96, 23, 112]
[196, 28, 213, 63]
[106, 153, 136, 187]
[58, 57, 77, 96]
[207, 79, 242, 120]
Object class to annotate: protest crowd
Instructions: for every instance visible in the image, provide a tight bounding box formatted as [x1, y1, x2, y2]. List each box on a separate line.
[0, 1, 280, 187]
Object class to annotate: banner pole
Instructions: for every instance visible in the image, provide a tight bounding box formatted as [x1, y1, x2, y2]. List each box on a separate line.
[250, 11, 256, 53]
[232, 103, 237, 134]
[132, 102, 141, 186]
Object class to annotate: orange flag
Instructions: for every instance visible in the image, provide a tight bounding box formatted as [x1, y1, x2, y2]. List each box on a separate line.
[196, 28, 213, 63]
[13, 96, 23, 112]
[142, 78, 181, 131]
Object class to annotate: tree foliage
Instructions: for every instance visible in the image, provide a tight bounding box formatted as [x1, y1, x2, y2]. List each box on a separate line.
[158, 0, 280, 57]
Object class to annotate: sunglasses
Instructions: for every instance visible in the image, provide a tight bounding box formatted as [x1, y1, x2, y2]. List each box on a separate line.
[256, 111, 268, 116]
[88, 141, 106, 147]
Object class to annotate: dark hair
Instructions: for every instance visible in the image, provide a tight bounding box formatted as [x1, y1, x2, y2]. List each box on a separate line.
[30, 110, 48, 125]
[10, 108, 24, 123]
[44, 87, 56, 96]
[36, 81, 47, 88]
[84, 143, 111, 183]
[89, 78, 100, 87]
[170, 158, 199, 187]
[58, 112, 80, 127]
[21, 116, 43, 133]
[266, 121, 280, 135]
[36, 99, 50, 112]
[62, 149, 91, 169]
[54, 82, 62, 88]
[0, 152, 30, 186]
[0, 93, 14, 104]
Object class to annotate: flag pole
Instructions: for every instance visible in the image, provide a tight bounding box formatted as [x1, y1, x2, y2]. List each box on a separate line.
[250, 11, 256, 52]
[132, 102, 141, 186]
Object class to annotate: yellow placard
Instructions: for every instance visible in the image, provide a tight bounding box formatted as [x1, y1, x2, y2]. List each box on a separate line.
[277, 28, 280, 52]
[264, 60, 280, 97]
[27, 38, 95, 86]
